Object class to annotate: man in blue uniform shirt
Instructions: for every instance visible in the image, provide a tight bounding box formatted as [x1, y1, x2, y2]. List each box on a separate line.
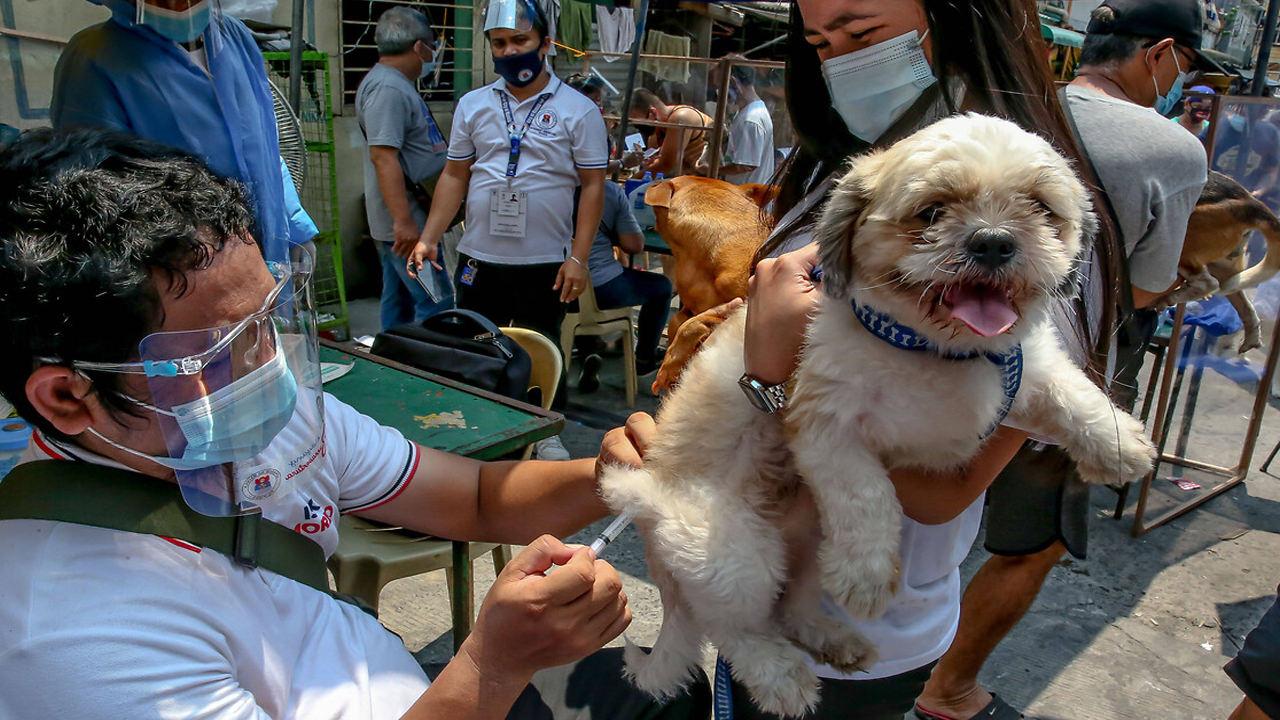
[52, 0, 316, 261]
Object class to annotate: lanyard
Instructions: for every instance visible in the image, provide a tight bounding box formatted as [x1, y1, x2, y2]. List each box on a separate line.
[497, 89, 553, 181]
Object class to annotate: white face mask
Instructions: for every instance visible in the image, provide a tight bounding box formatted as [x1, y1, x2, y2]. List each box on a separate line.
[821, 29, 938, 143]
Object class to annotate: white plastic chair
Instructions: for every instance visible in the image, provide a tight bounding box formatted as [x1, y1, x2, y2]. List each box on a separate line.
[560, 282, 638, 406]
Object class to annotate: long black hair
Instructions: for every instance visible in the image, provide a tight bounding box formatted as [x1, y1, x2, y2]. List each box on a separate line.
[762, 0, 1121, 383]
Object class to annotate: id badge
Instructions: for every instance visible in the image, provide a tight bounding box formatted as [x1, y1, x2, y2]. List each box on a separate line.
[460, 259, 479, 287]
[489, 188, 528, 237]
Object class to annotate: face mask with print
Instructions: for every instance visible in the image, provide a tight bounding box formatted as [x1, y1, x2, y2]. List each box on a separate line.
[494, 46, 545, 88]
[135, 0, 212, 44]
[821, 29, 938, 143]
[1151, 47, 1189, 117]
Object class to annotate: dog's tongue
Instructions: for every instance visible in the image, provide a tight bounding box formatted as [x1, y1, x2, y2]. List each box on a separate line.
[944, 285, 1018, 337]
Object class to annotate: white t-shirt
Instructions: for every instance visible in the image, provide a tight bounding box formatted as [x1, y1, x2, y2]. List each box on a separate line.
[0, 395, 430, 718]
[769, 184, 985, 680]
[723, 99, 775, 186]
[448, 74, 609, 265]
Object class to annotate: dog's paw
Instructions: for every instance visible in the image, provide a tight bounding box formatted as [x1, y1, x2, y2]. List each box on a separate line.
[622, 640, 695, 700]
[784, 603, 879, 674]
[1239, 330, 1263, 355]
[744, 663, 821, 719]
[1074, 411, 1155, 486]
[823, 552, 899, 619]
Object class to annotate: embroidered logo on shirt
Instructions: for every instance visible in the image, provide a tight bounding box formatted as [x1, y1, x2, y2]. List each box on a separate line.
[240, 467, 282, 502]
[534, 109, 559, 132]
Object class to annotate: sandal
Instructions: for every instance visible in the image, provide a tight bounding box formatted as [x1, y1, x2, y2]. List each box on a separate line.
[915, 693, 1025, 720]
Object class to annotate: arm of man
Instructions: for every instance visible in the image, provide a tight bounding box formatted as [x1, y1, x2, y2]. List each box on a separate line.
[617, 231, 645, 255]
[558, 169, 607, 301]
[1130, 170, 1207, 308]
[369, 146, 420, 257]
[411, 159, 473, 274]
[612, 184, 645, 255]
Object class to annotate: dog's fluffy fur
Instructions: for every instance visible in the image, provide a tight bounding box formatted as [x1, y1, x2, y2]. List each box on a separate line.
[600, 115, 1156, 717]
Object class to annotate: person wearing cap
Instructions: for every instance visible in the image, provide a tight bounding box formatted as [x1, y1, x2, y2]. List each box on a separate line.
[410, 0, 607, 461]
[357, 6, 454, 330]
[0, 127, 709, 720]
[51, 0, 318, 263]
[1177, 85, 1216, 140]
[915, 2, 1210, 718]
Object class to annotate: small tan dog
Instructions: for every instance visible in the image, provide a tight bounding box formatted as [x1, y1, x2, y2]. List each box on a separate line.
[643, 176, 771, 391]
[1161, 171, 1280, 353]
[600, 114, 1155, 717]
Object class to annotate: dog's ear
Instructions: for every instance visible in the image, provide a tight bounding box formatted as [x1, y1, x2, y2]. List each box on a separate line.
[813, 165, 872, 301]
[644, 180, 676, 209]
[739, 183, 779, 209]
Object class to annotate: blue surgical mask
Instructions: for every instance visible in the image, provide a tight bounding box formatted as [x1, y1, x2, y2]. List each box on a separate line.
[90, 349, 298, 470]
[419, 40, 442, 80]
[821, 29, 937, 143]
[1152, 48, 1189, 117]
[494, 46, 545, 88]
[135, 0, 212, 45]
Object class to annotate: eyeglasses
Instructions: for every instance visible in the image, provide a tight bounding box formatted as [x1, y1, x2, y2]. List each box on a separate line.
[41, 261, 299, 379]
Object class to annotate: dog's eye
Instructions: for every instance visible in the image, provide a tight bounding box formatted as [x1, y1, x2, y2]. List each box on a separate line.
[916, 203, 946, 225]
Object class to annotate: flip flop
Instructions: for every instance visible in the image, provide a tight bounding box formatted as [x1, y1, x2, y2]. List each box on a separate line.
[915, 693, 1025, 720]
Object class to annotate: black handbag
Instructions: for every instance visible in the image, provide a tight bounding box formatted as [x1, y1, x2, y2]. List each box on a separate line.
[371, 309, 533, 401]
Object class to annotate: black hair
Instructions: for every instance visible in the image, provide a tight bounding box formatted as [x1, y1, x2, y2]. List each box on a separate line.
[730, 63, 756, 87]
[0, 127, 254, 441]
[566, 72, 606, 98]
[630, 87, 664, 112]
[763, 0, 1122, 384]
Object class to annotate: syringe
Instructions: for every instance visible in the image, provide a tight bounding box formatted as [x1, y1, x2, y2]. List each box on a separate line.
[588, 511, 636, 557]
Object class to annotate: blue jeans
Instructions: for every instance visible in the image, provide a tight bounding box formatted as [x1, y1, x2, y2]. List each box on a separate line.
[593, 268, 673, 364]
[377, 241, 453, 331]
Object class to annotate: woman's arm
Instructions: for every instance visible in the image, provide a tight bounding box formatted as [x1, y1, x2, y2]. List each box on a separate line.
[891, 426, 1027, 525]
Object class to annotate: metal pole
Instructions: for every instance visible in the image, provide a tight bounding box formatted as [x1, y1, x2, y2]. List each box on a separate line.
[613, 0, 651, 177]
[288, 0, 306, 111]
[1252, 0, 1280, 95]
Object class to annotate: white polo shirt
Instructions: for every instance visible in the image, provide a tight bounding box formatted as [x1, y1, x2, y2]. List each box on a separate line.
[0, 394, 431, 719]
[448, 74, 609, 265]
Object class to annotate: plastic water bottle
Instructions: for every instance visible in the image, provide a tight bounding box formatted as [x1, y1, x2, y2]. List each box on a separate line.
[634, 171, 653, 210]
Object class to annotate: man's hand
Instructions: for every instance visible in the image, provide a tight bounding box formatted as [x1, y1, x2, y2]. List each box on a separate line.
[743, 244, 821, 385]
[597, 412, 657, 477]
[460, 535, 631, 682]
[408, 235, 442, 279]
[392, 218, 421, 260]
[555, 258, 590, 302]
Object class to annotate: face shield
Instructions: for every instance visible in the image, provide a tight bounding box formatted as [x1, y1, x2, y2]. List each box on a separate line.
[68, 246, 324, 516]
[482, 0, 540, 33]
[135, 0, 218, 44]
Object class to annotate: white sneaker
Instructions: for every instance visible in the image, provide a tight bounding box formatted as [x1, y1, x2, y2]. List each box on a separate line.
[534, 435, 571, 461]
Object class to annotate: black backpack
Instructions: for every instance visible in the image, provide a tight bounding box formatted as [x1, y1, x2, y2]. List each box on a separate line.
[371, 309, 533, 401]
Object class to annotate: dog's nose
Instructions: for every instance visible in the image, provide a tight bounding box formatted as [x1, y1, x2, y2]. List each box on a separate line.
[967, 227, 1017, 270]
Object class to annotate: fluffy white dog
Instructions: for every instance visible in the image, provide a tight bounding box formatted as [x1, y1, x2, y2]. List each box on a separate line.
[599, 114, 1157, 717]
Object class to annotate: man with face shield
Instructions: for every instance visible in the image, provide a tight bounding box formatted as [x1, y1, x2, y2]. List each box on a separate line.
[51, 0, 318, 262]
[0, 129, 707, 719]
[410, 0, 608, 461]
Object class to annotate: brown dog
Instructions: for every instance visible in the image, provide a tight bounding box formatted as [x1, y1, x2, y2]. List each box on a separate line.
[645, 177, 772, 390]
[1166, 171, 1280, 352]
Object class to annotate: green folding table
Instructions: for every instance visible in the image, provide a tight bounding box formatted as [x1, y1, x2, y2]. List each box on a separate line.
[319, 340, 562, 648]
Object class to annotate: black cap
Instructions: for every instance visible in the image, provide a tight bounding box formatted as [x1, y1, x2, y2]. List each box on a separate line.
[1087, 0, 1227, 74]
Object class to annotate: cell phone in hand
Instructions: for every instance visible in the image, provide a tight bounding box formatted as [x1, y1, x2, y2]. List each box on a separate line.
[415, 263, 446, 304]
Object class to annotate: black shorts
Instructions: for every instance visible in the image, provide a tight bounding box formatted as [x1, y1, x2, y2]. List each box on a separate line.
[984, 442, 1090, 560]
[1225, 593, 1280, 719]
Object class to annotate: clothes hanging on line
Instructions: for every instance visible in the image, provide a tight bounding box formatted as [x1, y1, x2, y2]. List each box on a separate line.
[538, 0, 561, 55]
[639, 30, 690, 83]
[595, 5, 636, 61]
[557, 0, 594, 57]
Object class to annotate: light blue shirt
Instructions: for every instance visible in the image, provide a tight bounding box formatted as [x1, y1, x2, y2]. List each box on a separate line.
[52, 1, 317, 262]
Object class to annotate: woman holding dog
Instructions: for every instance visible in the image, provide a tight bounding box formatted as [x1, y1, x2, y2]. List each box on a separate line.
[726, 1, 1125, 718]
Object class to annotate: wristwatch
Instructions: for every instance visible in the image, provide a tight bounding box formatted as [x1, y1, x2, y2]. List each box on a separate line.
[738, 374, 788, 414]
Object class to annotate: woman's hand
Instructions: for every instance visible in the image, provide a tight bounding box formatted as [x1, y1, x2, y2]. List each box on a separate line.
[743, 244, 822, 384]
